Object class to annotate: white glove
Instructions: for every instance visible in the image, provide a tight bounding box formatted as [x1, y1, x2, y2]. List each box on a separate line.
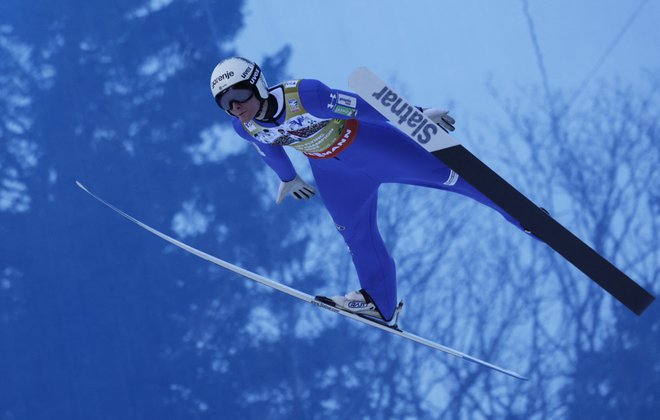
[276, 175, 316, 204]
[422, 108, 455, 132]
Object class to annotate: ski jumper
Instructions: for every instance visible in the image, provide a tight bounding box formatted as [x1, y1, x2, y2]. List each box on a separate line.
[231, 79, 523, 320]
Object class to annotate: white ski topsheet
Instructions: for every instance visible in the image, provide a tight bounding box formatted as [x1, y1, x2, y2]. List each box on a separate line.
[348, 67, 459, 152]
[76, 181, 526, 380]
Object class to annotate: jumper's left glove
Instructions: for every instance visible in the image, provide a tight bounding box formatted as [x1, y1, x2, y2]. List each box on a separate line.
[276, 175, 316, 204]
[423, 108, 455, 132]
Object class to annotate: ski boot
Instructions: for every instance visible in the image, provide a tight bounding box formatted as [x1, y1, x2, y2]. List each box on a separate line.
[316, 289, 403, 328]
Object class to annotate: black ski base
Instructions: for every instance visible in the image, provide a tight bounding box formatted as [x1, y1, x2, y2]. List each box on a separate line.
[432, 145, 655, 315]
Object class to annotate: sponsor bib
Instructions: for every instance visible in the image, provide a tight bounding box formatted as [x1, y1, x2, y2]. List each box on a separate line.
[242, 80, 358, 159]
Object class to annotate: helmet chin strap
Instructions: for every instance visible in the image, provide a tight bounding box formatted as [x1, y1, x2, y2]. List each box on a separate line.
[255, 97, 268, 120]
[255, 94, 277, 122]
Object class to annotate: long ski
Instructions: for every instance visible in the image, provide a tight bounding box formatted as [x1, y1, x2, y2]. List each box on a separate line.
[76, 181, 527, 380]
[348, 67, 654, 315]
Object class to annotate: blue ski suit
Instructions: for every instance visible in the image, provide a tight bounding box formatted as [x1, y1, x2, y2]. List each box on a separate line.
[231, 79, 522, 320]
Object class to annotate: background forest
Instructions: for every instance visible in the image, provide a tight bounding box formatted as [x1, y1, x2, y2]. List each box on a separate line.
[1, 0, 658, 419]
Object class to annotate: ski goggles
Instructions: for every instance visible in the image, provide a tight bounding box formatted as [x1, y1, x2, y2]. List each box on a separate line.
[215, 82, 254, 111]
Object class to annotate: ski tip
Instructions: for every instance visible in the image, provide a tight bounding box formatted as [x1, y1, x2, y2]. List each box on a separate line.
[75, 180, 93, 195]
[76, 181, 100, 200]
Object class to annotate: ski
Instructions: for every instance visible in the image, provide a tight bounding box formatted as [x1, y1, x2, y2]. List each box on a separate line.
[76, 181, 527, 380]
[348, 67, 655, 316]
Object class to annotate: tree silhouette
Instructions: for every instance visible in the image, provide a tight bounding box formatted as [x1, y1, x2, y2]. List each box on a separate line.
[488, 76, 660, 418]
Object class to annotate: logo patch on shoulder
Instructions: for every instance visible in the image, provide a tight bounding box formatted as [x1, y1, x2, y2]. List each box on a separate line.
[285, 80, 299, 88]
[328, 93, 357, 117]
[333, 105, 357, 117]
[337, 93, 357, 108]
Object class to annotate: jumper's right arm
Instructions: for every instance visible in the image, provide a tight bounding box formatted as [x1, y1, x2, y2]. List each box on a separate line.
[232, 119, 297, 182]
[231, 120, 316, 204]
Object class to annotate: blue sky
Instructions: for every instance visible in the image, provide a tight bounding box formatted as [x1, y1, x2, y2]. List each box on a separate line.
[230, 0, 659, 121]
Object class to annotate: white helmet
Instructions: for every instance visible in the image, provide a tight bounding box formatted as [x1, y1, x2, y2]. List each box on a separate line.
[210, 57, 269, 112]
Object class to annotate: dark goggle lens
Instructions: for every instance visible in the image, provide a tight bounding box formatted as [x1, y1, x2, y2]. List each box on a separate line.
[216, 86, 254, 111]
